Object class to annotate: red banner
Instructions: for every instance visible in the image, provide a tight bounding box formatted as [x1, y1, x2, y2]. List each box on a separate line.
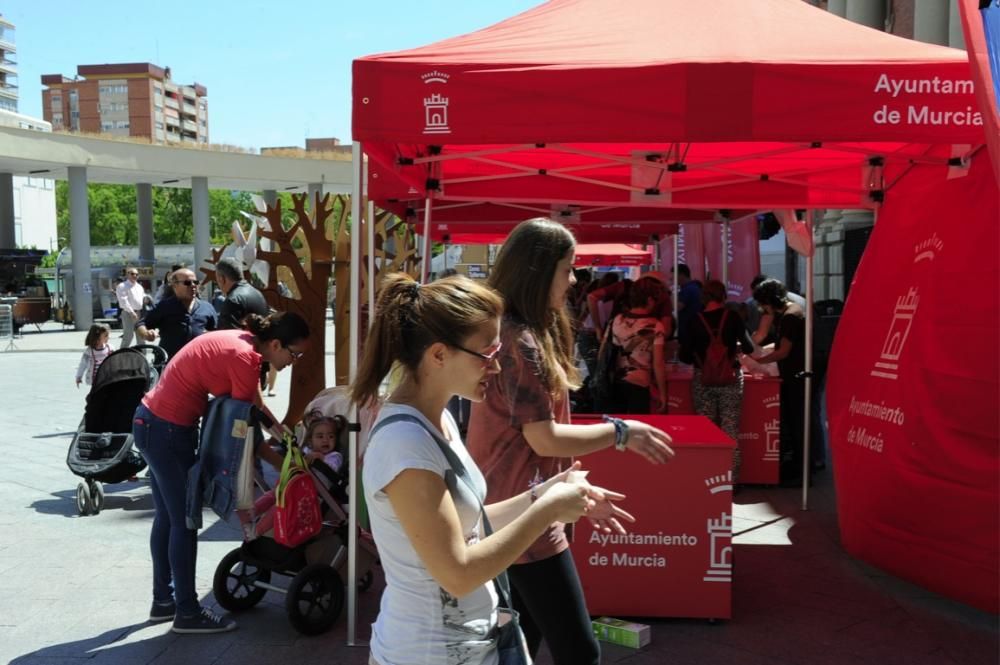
[661, 224, 707, 281]
[826, 153, 999, 613]
[703, 217, 761, 301]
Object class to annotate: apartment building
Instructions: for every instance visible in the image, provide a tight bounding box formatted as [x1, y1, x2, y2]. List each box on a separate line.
[0, 14, 17, 113]
[40, 62, 208, 144]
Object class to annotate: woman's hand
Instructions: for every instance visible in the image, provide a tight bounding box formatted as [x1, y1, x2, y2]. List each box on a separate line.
[536, 480, 592, 524]
[582, 484, 635, 535]
[624, 420, 675, 464]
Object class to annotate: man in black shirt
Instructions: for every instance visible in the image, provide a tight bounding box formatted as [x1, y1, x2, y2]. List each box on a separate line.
[135, 268, 219, 361]
[752, 278, 807, 485]
[214, 257, 270, 330]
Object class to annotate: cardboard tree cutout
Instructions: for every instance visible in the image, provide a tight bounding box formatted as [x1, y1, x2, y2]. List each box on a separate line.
[204, 192, 336, 424]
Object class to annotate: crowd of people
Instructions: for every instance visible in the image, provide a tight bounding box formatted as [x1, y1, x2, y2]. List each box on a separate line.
[110, 217, 821, 665]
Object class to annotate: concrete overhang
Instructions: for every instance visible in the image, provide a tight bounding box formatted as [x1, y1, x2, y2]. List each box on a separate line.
[0, 125, 354, 193]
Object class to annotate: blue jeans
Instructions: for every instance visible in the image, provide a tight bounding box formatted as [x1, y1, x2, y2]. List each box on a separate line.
[132, 404, 201, 616]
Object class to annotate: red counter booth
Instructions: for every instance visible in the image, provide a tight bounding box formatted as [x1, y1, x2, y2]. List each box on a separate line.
[571, 415, 734, 619]
[666, 365, 781, 485]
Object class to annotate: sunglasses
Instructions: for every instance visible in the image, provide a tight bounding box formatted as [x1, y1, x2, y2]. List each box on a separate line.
[283, 345, 304, 360]
[174, 279, 199, 286]
[454, 341, 502, 366]
[127, 272, 138, 276]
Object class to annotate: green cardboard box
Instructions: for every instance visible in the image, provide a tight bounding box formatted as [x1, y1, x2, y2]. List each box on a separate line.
[591, 616, 651, 648]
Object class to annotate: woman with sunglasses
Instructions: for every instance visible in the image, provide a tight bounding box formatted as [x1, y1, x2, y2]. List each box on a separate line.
[467, 218, 676, 665]
[353, 273, 626, 665]
[132, 311, 309, 634]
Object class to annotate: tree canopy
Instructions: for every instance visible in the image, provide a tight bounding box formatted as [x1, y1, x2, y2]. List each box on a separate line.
[54, 182, 263, 248]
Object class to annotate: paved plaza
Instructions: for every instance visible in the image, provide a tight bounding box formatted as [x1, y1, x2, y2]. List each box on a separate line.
[0, 323, 996, 665]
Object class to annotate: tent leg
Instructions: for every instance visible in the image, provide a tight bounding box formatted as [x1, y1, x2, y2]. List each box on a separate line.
[652, 234, 661, 271]
[801, 210, 815, 511]
[347, 141, 365, 646]
[722, 220, 731, 288]
[672, 234, 680, 320]
[367, 199, 376, 327]
[421, 197, 434, 283]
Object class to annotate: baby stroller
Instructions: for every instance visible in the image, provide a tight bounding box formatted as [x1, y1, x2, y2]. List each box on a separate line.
[66, 344, 168, 516]
[212, 413, 380, 636]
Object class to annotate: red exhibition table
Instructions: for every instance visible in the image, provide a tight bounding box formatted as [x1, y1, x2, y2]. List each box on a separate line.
[571, 415, 735, 619]
[665, 365, 781, 485]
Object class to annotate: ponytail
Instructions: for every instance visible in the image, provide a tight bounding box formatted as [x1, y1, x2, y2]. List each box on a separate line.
[245, 311, 310, 347]
[350, 273, 504, 408]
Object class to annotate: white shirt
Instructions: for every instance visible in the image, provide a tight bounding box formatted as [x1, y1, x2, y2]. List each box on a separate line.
[363, 404, 499, 665]
[116, 279, 145, 316]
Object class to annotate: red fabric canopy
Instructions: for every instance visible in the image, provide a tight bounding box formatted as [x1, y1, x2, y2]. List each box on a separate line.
[826, 153, 999, 613]
[354, 0, 983, 210]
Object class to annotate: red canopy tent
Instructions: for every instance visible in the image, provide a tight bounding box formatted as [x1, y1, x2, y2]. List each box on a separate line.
[354, 0, 982, 210]
[343, 0, 995, 631]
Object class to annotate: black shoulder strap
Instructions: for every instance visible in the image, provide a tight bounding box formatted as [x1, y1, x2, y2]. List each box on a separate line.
[368, 412, 515, 608]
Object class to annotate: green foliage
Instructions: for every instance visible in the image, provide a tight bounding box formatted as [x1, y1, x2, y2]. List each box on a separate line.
[54, 182, 259, 249]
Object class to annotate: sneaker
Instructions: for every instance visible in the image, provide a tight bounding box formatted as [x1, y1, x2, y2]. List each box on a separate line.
[171, 607, 237, 634]
[149, 601, 176, 623]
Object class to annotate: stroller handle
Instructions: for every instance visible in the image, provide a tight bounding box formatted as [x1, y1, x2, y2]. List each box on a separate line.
[130, 343, 169, 370]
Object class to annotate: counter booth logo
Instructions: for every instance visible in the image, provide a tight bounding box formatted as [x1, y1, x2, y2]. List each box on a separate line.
[764, 394, 781, 462]
[421, 70, 451, 135]
[703, 512, 732, 583]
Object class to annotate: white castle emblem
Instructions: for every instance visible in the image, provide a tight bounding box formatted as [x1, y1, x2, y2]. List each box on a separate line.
[871, 288, 919, 381]
[703, 512, 732, 583]
[423, 93, 451, 135]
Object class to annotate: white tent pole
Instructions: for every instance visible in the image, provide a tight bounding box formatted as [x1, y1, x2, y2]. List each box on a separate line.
[347, 140, 364, 646]
[421, 197, 434, 283]
[801, 209, 815, 511]
[367, 199, 376, 329]
[672, 233, 679, 320]
[722, 220, 731, 287]
[652, 235, 661, 271]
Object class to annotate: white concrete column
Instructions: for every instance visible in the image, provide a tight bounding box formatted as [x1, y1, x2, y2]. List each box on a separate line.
[136, 183, 155, 266]
[827, 0, 847, 18]
[307, 183, 323, 217]
[68, 166, 93, 330]
[846, 0, 885, 29]
[262, 189, 277, 210]
[191, 177, 211, 283]
[914, 0, 950, 45]
[948, 0, 966, 49]
[0, 173, 14, 248]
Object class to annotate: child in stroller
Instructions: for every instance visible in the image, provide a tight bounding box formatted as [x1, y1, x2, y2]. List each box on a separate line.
[66, 344, 168, 515]
[213, 407, 378, 636]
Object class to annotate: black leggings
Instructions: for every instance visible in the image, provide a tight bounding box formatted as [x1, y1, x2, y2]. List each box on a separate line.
[508, 549, 600, 665]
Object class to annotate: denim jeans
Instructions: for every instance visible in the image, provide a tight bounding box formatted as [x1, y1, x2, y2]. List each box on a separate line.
[132, 404, 201, 616]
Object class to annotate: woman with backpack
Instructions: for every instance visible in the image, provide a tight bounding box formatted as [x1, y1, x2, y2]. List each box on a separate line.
[604, 275, 669, 414]
[679, 280, 754, 480]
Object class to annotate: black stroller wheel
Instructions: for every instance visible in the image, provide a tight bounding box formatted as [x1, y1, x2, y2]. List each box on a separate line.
[286, 564, 343, 636]
[76, 482, 92, 516]
[213, 548, 271, 612]
[91, 481, 105, 514]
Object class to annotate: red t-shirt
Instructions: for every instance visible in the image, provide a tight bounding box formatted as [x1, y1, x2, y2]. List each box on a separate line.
[142, 329, 262, 426]
[467, 318, 571, 564]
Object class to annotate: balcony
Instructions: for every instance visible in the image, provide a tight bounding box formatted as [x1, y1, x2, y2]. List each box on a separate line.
[181, 119, 198, 132]
[164, 97, 179, 110]
[0, 58, 16, 75]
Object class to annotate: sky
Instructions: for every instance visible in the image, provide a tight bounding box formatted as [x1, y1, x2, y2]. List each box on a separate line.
[5, 0, 539, 150]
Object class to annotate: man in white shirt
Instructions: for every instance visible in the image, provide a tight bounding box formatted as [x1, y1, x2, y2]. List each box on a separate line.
[116, 267, 146, 349]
